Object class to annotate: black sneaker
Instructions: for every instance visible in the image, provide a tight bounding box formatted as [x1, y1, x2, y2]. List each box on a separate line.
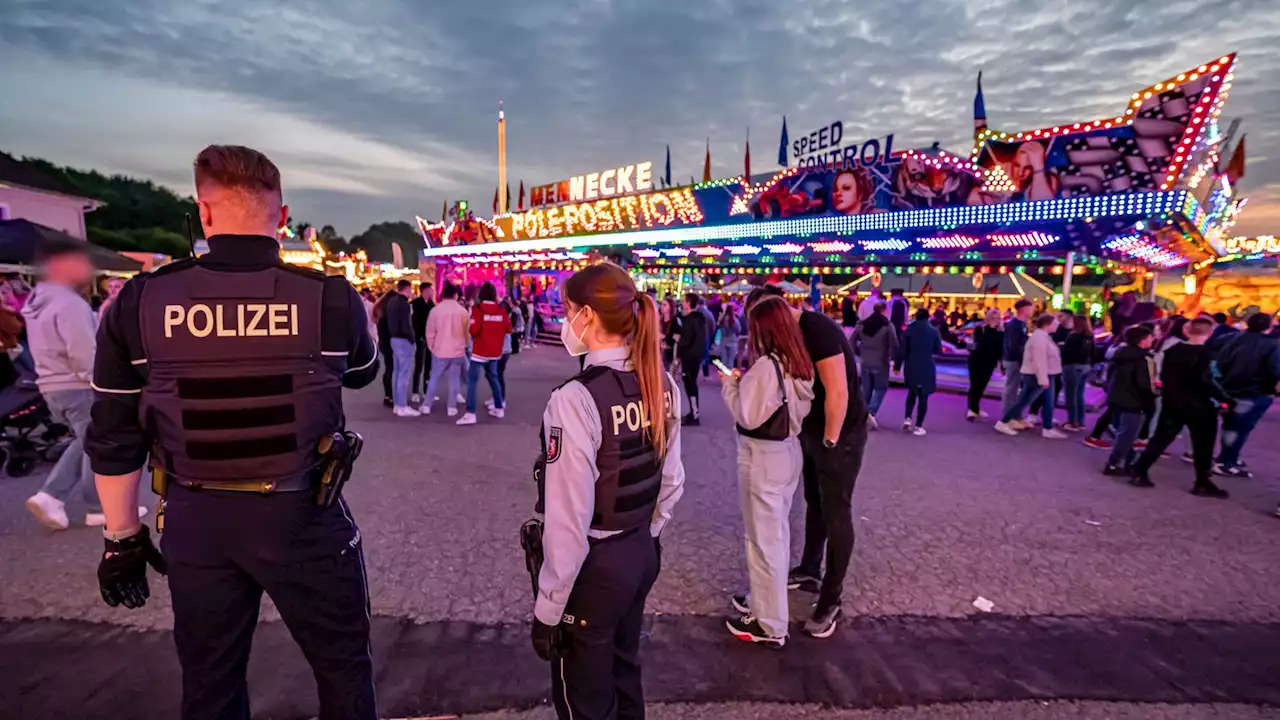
[1191, 483, 1230, 499]
[681, 414, 700, 427]
[1214, 463, 1253, 478]
[382, 397, 394, 408]
[804, 605, 842, 639]
[786, 568, 821, 591]
[730, 593, 750, 614]
[1128, 473, 1154, 488]
[725, 614, 785, 648]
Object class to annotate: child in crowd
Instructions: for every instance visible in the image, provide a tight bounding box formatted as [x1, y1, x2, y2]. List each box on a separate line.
[1102, 326, 1157, 476]
[1129, 317, 1230, 496]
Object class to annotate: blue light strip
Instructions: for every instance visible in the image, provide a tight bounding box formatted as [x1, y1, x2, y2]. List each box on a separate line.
[422, 190, 1189, 258]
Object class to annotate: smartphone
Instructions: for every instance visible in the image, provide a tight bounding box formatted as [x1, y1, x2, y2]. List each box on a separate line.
[711, 358, 734, 377]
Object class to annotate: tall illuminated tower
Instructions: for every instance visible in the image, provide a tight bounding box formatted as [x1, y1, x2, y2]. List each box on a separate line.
[497, 101, 507, 214]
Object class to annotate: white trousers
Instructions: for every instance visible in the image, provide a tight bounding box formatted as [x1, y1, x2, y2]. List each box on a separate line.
[736, 435, 803, 638]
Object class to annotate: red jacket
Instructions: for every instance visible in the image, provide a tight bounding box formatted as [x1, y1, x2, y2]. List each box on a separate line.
[469, 301, 512, 360]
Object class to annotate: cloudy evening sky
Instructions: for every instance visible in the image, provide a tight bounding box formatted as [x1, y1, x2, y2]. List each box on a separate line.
[1, 0, 1278, 238]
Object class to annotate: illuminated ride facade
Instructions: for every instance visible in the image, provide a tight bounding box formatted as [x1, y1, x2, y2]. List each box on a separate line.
[417, 54, 1246, 317]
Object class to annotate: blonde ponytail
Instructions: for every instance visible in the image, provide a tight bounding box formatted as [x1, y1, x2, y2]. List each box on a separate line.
[632, 293, 669, 456]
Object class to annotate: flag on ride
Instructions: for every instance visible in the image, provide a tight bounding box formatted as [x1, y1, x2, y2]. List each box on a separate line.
[505, 183, 511, 212]
[777, 116, 789, 167]
[702, 138, 711, 183]
[1224, 135, 1246, 184]
[492, 187, 498, 214]
[744, 128, 751, 180]
[664, 145, 672, 188]
[974, 71, 987, 138]
[441, 200, 448, 223]
[517, 181, 526, 210]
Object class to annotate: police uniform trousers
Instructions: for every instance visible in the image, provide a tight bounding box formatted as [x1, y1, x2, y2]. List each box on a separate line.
[162, 483, 377, 720]
[552, 526, 660, 720]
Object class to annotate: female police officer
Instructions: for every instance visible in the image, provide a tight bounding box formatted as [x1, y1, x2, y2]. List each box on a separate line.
[531, 262, 686, 720]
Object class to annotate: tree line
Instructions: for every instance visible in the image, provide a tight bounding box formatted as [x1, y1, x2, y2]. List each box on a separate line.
[10, 155, 425, 267]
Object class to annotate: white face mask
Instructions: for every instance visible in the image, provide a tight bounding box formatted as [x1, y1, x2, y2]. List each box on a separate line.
[561, 308, 590, 357]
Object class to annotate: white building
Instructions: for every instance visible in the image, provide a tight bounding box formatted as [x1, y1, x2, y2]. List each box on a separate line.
[0, 152, 100, 238]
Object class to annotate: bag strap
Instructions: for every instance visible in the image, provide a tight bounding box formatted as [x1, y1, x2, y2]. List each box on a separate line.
[769, 355, 788, 405]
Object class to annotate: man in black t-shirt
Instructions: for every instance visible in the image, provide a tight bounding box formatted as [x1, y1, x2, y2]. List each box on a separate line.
[411, 282, 435, 403]
[747, 285, 868, 639]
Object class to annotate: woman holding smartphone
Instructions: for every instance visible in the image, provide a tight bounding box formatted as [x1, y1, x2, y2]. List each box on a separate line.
[721, 296, 815, 647]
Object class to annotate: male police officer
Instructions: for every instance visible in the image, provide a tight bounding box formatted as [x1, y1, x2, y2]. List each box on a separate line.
[87, 145, 380, 720]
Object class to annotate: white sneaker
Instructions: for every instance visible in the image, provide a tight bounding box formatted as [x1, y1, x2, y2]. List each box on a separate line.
[394, 406, 422, 418]
[456, 394, 465, 404]
[994, 421, 1019, 436]
[901, 420, 913, 432]
[411, 394, 422, 405]
[86, 506, 149, 527]
[456, 412, 477, 426]
[1026, 415, 1041, 427]
[25, 492, 68, 531]
[447, 407, 459, 417]
[867, 414, 879, 430]
[485, 399, 495, 411]
[966, 410, 978, 420]
[911, 426, 927, 436]
[1008, 419, 1029, 431]
[488, 407, 505, 419]
[1041, 428, 1068, 439]
[979, 410, 990, 418]
[418, 403, 432, 415]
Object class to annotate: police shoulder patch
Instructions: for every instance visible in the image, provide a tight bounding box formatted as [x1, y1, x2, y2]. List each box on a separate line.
[546, 427, 563, 463]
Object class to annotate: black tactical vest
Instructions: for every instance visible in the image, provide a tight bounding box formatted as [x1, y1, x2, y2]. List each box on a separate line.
[538, 365, 673, 532]
[137, 263, 342, 487]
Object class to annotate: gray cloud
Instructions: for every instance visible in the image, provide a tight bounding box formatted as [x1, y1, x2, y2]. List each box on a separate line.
[1, 0, 1277, 237]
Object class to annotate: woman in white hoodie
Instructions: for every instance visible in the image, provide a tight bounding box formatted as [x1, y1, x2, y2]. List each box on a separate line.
[722, 296, 815, 648]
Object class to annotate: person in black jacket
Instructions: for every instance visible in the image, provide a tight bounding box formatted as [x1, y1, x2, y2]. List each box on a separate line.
[410, 282, 434, 403]
[1001, 299, 1034, 420]
[385, 280, 418, 416]
[1059, 314, 1096, 431]
[1213, 312, 1279, 477]
[677, 293, 708, 425]
[966, 309, 1003, 420]
[1130, 317, 1230, 495]
[1103, 326, 1157, 475]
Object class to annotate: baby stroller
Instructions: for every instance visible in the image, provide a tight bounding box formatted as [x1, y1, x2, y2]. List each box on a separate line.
[0, 356, 71, 477]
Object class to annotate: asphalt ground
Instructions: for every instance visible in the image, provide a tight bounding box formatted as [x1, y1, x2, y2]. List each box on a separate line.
[1, 347, 1278, 718]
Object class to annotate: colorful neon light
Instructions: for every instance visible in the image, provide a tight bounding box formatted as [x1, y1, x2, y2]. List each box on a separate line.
[765, 242, 805, 254]
[1101, 234, 1188, 268]
[809, 241, 853, 253]
[860, 239, 910, 251]
[1224, 236, 1279, 255]
[902, 149, 983, 178]
[919, 235, 981, 249]
[633, 249, 659, 258]
[422, 191, 1188, 258]
[987, 232, 1058, 248]
[501, 187, 704, 241]
[727, 244, 761, 255]
[692, 246, 724, 256]
[661, 248, 690, 258]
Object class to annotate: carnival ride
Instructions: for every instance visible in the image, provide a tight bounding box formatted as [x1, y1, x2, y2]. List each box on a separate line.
[417, 54, 1249, 326]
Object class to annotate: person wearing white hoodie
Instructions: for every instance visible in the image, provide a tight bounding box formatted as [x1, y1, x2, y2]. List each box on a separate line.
[722, 296, 816, 648]
[22, 241, 145, 530]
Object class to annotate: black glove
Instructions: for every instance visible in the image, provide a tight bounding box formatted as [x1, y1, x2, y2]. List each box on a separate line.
[531, 619, 568, 661]
[98, 525, 166, 609]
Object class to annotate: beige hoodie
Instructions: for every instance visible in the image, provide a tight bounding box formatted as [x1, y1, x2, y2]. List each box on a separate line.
[425, 298, 470, 359]
[721, 354, 815, 438]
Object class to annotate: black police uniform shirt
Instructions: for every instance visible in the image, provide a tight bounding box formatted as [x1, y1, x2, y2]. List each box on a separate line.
[535, 346, 686, 626]
[86, 234, 379, 478]
[798, 310, 867, 440]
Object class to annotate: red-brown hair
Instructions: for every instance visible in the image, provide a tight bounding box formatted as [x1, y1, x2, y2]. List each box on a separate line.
[563, 263, 670, 455]
[748, 297, 813, 381]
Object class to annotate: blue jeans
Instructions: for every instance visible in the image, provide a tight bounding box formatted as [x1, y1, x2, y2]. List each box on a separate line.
[720, 341, 739, 371]
[1001, 361, 1022, 417]
[423, 354, 464, 409]
[1001, 375, 1055, 428]
[861, 367, 889, 415]
[40, 389, 101, 512]
[1107, 411, 1145, 468]
[1217, 395, 1272, 468]
[390, 338, 415, 408]
[467, 358, 504, 413]
[1062, 364, 1090, 426]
